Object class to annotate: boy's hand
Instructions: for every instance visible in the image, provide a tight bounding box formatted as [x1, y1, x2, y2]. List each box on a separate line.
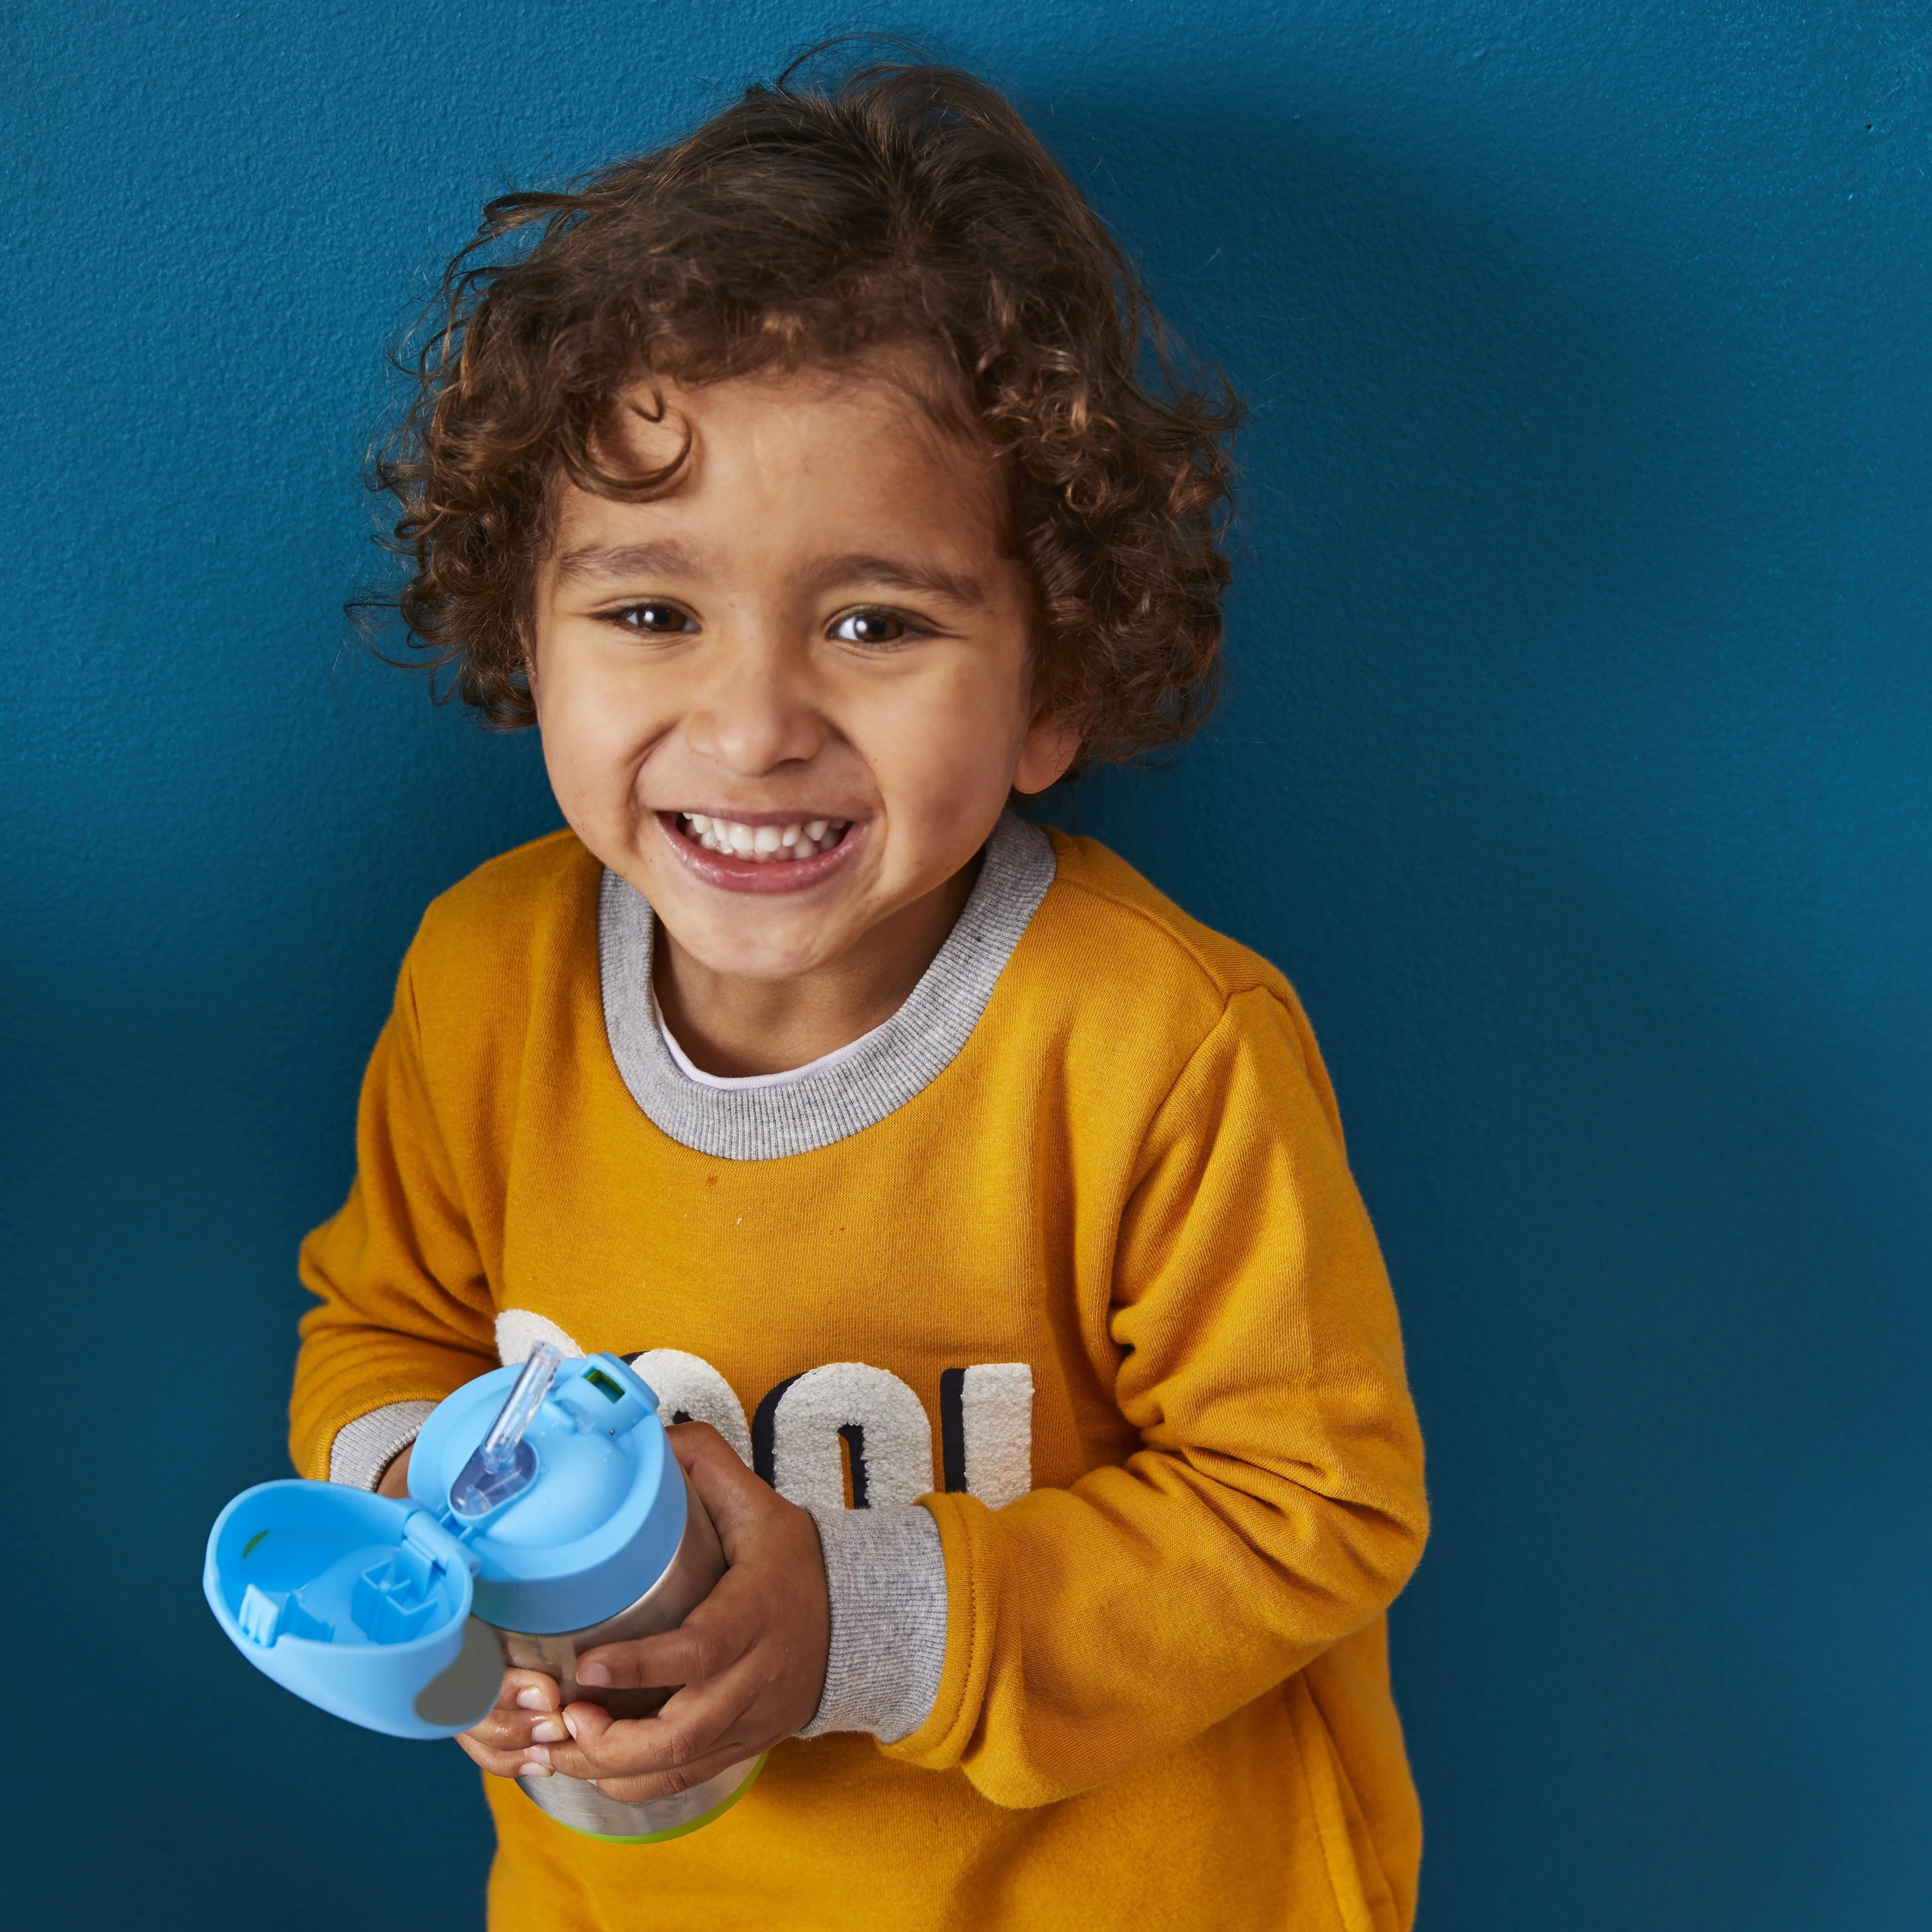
[376, 1445, 413, 1499]
[458, 1422, 831, 1799]
[448, 1663, 575, 1779]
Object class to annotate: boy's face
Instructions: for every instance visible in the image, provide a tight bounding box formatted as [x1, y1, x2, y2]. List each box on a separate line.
[529, 352, 1075, 984]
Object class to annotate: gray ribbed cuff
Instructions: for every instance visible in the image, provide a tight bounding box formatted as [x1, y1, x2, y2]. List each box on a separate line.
[800, 1504, 948, 1744]
[327, 1399, 438, 1490]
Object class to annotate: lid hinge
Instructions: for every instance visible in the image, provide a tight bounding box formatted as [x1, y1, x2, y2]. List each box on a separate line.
[402, 1508, 473, 1575]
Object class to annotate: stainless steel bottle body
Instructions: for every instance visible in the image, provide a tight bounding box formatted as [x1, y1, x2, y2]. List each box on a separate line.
[490, 1463, 761, 1839]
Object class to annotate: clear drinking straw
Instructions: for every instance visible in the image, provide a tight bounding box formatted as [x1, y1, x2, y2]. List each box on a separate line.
[448, 1342, 561, 1521]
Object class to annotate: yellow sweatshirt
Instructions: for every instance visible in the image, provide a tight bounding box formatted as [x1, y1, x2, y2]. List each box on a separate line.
[293, 814, 1428, 1931]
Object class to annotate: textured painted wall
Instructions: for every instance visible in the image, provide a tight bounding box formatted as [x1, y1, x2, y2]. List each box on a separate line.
[6, 3, 1928, 1926]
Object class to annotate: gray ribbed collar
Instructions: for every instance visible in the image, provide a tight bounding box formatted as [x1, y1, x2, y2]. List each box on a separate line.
[599, 812, 1056, 1160]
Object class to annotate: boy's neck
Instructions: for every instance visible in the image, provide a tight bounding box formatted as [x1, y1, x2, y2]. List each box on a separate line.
[652, 856, 982, 1079]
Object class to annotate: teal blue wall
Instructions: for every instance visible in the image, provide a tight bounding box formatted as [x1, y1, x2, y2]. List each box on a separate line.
[7, 4, 1928, 1925]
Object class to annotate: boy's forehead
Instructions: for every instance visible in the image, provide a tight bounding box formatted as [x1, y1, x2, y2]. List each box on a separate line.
[558, 359, 1009, 562]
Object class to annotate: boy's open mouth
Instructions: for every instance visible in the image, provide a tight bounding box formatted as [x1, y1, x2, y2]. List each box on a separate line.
[657, 810, 862, 894]
[674, 812, 852, 863]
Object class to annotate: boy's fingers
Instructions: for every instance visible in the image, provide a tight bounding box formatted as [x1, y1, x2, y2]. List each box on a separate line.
[556, 1695, 618, 1750]
[454, 1665, 568, 1765]
[664, 1421, 780, 1549]
[575, 1599, 750, 1693]
[544, 1668, 758, 1783]
[462, 1702, 571, 1751]
[454, 1727, 557, 1780]
[502, 1667, 561, 1714]
[590, 1740, 761, 1805]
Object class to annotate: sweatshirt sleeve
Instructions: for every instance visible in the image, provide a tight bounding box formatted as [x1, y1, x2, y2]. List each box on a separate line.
[289, 954, 500, 1483]
[886, 985, 1428, 1808]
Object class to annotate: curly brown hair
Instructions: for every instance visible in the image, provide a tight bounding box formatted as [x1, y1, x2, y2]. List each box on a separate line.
[368, 55, 1240, 768]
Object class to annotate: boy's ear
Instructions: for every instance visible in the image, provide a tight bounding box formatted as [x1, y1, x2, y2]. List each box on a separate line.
[1011, 709, 1083, 795]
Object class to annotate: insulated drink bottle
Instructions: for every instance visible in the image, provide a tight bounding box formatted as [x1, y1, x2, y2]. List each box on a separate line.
[205, 1345, 763, 1842]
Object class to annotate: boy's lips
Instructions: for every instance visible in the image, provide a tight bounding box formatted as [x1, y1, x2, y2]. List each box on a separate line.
[656, 810, 863, 895]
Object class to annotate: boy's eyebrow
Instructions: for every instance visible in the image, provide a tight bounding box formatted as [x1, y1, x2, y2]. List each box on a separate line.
[553, 538, 707, 583]
[556, 540, 988, 608]
[814, 554, 987, 607]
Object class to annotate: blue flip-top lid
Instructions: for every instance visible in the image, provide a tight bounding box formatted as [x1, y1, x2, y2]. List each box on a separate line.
[206, 1352, 686, 1739]
[408, 1352, 687, 1635]
[203, 1482, 501, 1739]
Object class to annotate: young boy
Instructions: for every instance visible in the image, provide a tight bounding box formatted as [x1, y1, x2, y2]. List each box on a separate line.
[294, 58, 1428, 1931]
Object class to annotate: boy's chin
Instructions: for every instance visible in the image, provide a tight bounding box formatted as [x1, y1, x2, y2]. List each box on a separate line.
[654, 901, 874, 985]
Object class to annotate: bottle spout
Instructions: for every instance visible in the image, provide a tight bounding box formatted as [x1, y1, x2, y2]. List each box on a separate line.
[448, 1342, 561, 1523]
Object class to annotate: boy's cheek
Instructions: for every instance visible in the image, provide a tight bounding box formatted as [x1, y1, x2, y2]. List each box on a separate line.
[538, 718, 661, 862]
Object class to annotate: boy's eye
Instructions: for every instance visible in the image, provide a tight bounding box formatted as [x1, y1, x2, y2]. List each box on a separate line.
[614, 600, 697, 635]
[830, 609, 919, 647]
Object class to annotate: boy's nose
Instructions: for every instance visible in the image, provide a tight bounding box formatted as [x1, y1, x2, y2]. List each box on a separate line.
[682, 638, 828, 777]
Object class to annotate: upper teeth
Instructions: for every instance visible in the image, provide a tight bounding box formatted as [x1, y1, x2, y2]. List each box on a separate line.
[682, 814, 848, 860]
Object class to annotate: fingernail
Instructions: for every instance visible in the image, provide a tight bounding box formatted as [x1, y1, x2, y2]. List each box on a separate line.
[530, 1717, 566, 1744]
[562, 1711, 580, 1740]
[521, 1746, 551, 1772]
[515, 1686, 553, 1712]
[516, 1759, 552, 1779]
[576, 1661, 610, 1686]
